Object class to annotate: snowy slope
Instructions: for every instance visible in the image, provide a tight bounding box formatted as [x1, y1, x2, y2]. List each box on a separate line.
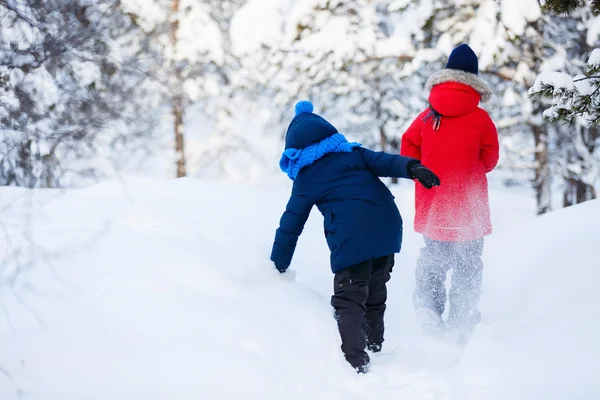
[0, 178, 599, 399]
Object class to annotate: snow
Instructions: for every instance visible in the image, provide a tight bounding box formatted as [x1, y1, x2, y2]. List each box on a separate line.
[388, 0, 412, 11]
[230, 0, 291, 55]
[393, 0, 434, 45]
[470, 0, 500, 70]
[542, 107, 561, 120]
[1, 178, 599, 399]
[281, 0, 327, 45]
[70, 60, 102, 88]
[19, 66, 58, 112]
[375, 0, 433, 59]
[0, 9, 38, 52]
[500, 0, 541, 36]
[574, 74, 597, 96]
[177, 0, 223, 64]
[540, 46, 567, 72]
[375, 35, 414, 58]
[120, 0, 164, 33]
[589, 48, 600, 67]
[120, 0, 223, 63]
[502, 87, 520, 106]
[529, 71, 574, 95]
[586, 16, 600, 47]
[295, 16, 359, 56]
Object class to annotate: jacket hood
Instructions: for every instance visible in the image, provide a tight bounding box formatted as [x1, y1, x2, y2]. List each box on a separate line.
[426, 69, 492, 117]
[428, 82, 482, 117]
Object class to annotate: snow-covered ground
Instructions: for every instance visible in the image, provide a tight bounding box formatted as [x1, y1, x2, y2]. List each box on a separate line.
[0, 177, 598, 399]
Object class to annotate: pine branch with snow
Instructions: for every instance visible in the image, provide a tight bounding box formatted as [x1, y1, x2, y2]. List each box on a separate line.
[541, 0, 600, 15]
[529, 50, 600, 126]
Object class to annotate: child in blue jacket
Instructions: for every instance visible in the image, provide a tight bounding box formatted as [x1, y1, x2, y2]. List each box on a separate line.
[271, 101, 439, 373]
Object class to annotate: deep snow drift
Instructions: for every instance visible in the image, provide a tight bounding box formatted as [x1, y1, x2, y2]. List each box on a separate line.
[0, 178, 598, 399]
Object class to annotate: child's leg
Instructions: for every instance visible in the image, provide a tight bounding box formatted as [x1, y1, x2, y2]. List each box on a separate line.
[331, 259, 372, 371]
[365, 254, 394, 351]
[413, 237, 453, 317]
[447, 239, 484, 333]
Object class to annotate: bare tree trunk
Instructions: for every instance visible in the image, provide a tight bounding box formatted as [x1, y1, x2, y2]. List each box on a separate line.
[519, 20, 554, 215]
[563, 178, 596, 207]
[563, 125, 598, 207]
[531, 121, 551, 215]
[373, 78, 398, 184]
[379, 125, 387, 152]
[379, 124, 399, 184]
[172, 98, 186, 177]
[578, 125, 598, 202]
[170, 0, 186, 178]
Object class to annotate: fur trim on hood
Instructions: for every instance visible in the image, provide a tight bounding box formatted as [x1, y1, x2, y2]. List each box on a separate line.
[426, 69, 492, 102]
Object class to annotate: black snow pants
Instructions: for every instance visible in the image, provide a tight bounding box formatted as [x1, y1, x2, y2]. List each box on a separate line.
[331, 254, 394, 370]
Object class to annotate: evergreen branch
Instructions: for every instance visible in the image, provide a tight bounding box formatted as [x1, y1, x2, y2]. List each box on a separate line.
[574, 75, 600, 82]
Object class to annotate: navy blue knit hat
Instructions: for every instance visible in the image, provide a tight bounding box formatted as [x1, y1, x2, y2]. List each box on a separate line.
[446, 44, 479, 75]
[284, 101, 338, 150]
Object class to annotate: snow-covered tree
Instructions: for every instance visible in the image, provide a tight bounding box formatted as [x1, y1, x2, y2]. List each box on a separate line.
[529, 0, 600, 126]
[240, 0, 430, 156]
[0, 0, 152, 187]
[121, 0, 248, 179]
[528, 6, 600, 207]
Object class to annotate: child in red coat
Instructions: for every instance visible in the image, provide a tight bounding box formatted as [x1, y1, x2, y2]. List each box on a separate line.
[401, 44, 500, 343]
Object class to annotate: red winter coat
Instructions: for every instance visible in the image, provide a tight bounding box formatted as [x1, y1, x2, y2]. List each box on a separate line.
[401, 74, 499, 242]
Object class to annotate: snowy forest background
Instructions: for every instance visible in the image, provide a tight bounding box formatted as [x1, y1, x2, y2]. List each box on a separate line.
[1, 0, 599, 215]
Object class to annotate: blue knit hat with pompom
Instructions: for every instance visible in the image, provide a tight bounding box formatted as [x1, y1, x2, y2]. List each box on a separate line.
[285, 100, 338, 150]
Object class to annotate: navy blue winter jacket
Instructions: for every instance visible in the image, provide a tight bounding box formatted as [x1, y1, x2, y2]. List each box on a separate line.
[271, 147, 415, 273]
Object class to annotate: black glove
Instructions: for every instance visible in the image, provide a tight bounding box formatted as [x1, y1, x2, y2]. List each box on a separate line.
[408, 161, 440, 189]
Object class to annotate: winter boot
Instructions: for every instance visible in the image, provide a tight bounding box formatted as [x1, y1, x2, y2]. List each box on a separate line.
[367, 342, 382, 353]
[446, 308, 480, 346]
[416, 307, 444, 337]
[355, 362, 370, 374]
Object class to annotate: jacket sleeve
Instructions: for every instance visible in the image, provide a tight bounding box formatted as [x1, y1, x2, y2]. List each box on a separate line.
[480, 113, 500, 173]
[358, 147, 416, 179]
[270, 183, 313, 270]
[400, 113, 425, 160]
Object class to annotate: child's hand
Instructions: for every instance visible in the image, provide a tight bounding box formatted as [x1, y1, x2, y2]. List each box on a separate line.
[273, 263, 296, 282]
[409, 162, 441, 189]
[273, 262, 288, 273]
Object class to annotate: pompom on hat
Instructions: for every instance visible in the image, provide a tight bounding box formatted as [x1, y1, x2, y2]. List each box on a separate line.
[284, 100, 338, 150]
[294, 100, 314, 115]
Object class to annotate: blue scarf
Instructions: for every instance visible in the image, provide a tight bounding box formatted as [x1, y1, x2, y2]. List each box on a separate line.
[279, 133, 362, 180]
